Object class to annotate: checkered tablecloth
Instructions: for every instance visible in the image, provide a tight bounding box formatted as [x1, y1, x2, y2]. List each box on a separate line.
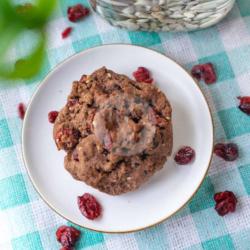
[1, 0, 250, 249]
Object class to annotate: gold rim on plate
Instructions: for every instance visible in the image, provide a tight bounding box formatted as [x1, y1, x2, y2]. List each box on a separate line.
[21, 44, 214, 234]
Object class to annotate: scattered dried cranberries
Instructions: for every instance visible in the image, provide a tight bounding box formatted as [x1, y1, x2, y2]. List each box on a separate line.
[214, 191, 237, 216]
[18, 103, 26, 120]
[133, 67, 153, 84]
[48, 111, 59, 123]
[56, 225, 80, 248]
[214, 143, 238, 161]
[62, 27, 73, 39]
[238, 96, 250, 115]
[77, 193, 102, 220]
[191, 63, 216, 84]
[174, 146, 195, 165]
[67, 4, 89, 22]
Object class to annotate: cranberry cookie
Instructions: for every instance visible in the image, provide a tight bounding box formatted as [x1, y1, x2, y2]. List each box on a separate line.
[53, 67, 173, 195]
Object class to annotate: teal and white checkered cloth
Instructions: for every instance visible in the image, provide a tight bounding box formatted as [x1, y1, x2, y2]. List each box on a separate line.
[1, 0, 250, 249]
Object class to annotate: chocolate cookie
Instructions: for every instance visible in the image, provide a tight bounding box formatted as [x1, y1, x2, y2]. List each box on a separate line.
[53, 67, 173, 195]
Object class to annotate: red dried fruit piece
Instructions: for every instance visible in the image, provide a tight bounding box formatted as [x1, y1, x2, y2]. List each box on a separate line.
[174, 146, 195, 165]
[48, 111, 59, 123]
[214, 143, 238, 161]
[191, 63, 216, 84]
[214, 191, 237, 216]
[67, 98, 79, 107]
[18, 103, 26, 120]
[77, 193, 102, 220]
[67, 4, 89, 22]
[56, 225, 80, 248]
[133, 67, 153, 84]
[62, 27, 73, 39]
[238, 96, 250, 115]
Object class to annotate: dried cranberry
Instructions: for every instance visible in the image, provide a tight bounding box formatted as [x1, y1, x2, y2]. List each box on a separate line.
[48, 111, 59, 123]
[18, 103, 26, 120]
[238, 96, 250, 115]
[77, 193, 102, 220]
[62, 27, 72, 39]
[214, 143, 238, 161]
[56, 225, 80, 248]
[67, 4, 89, 22]
[67, 98, 79, 107]
[191, 63, 216, 84]
[174, 146, 195, 165]
[133, 67, 153, 84]
[214, 191, 237, 216]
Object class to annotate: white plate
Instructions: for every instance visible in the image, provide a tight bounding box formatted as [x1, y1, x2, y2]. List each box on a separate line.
[22, 44, 213, 233]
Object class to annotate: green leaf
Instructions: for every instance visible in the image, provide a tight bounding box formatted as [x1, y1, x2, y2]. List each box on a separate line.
[0, 32, 46, 79]
[36, 0, 58, 20]
[0, 0, 57, 80]
[16, 0, 57, 29]
[0, 0, 18, 21]
[0, 24, 22, 57]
